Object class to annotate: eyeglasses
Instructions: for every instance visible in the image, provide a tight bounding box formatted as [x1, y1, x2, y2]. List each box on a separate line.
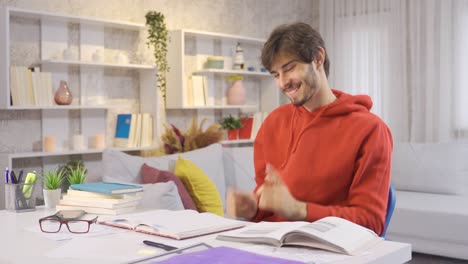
[39, 210, 97, 234]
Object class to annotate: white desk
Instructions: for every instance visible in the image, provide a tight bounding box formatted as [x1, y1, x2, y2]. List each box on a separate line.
[0, 208, 412, 264]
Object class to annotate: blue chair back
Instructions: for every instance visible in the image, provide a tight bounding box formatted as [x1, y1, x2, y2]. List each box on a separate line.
[382, 184, 396, 238]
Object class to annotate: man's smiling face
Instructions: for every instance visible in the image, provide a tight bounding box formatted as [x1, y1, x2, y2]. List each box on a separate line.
[269, 52, 320, 108]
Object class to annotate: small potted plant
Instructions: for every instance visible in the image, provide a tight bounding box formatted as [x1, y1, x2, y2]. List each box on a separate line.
[41, 167, 65, 208]
[67, 164, 87, 185]
[220, 115, 243, 140]
[63, 160, 87, 185]
[58, 160, 87, 191]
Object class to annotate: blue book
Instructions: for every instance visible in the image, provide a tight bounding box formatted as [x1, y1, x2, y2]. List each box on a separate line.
[114, 114, 132, 147]
[70, 182, 142, 194]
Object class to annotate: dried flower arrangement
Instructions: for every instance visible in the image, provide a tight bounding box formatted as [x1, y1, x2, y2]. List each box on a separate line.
[142, 117, 224, 157]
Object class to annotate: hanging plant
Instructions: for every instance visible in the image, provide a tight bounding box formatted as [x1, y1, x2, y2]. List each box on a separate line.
[145, 11, 170, 102]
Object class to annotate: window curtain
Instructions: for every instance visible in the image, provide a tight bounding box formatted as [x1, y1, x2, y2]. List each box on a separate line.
[320, 0, 468, 142]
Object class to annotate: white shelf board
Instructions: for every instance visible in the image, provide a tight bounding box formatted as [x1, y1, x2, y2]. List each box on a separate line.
[7, 105, 122, 110]
[183, 29, 265, 44]
[9, 147, 153, 159]
[221, 139, 254, 145]
[40, 59, 156, 70]
[167, 104, 258, 110]
[193, 69, 270, 77]
[8, 7, 144, 30]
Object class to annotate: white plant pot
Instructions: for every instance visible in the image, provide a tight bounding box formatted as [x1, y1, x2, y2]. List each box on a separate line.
[43, 189, 61, 209]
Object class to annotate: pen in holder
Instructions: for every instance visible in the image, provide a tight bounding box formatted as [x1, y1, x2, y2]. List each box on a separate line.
[5, 181, 37, 212]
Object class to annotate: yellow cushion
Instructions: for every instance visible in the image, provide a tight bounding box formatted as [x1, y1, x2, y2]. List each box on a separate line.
[174, 157, 224, 216]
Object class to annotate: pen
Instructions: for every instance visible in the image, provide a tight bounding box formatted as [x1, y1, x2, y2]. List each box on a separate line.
[10, 171, 18, 184]
[17, 170, 24, 183]
[143, 240, 178, 251]
[5, 167, 9, 184]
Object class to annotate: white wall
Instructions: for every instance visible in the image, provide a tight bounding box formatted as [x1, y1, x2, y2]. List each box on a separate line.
[0, 0, 319, 208]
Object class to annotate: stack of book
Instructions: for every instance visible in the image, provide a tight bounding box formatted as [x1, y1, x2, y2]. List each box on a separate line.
[56, 182, 143, 215]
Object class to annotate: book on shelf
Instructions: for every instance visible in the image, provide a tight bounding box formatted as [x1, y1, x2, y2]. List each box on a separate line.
[134, 113, 142, 147]
[114, 114, 132, 147]
[191, 75, 206, 106]
[203, 75, 214, 106]
[216, 216, 383, 255]
[128, 113, 137, 147]
[98, 209, 246, 240]
[55, 204, 136, 215]
[140, 113, 153, 147]
[69, 182, 143, 195]
[10, 66, 34, 106]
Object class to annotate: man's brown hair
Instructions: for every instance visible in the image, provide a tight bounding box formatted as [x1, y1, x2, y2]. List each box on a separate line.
[261, 22, 330, 77]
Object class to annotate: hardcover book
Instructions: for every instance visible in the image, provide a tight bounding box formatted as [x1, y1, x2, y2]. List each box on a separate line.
[216, 216, 383, 255]
[114, 113, 132, 147]
[69, 182, 143, 195]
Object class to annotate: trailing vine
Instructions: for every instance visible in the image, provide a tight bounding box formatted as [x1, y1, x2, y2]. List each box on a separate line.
[145, 11, 170, 102]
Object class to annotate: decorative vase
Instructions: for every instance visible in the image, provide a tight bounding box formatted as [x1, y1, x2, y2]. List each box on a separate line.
[227, 80, 246, 105]
[227, 129, 239, 140]
[54, 80, 73, 105]
[43, 189, 61, 208]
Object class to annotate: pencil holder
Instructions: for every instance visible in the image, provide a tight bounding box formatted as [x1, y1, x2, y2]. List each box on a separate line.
[5, 182, 37, 212]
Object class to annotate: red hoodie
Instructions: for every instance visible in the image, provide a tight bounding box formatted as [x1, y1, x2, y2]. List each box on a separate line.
[252, 89, 393, 235]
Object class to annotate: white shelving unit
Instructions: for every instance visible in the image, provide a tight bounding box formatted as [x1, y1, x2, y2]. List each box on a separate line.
[166, 29, 288, 144]
[1, 7, 160, 174]
[166, 29, 284, 112]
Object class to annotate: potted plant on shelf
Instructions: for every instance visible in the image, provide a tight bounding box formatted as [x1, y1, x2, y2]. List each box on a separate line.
[41, 167, 65, 208]
[220, 115, 243, 140]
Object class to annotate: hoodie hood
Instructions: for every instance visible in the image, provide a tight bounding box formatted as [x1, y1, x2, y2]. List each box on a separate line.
[300, 89, 373, 117]
[283, 89, 374, 160]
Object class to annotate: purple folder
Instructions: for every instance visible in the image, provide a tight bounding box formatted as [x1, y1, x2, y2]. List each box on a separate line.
[152, 246, 304, 264]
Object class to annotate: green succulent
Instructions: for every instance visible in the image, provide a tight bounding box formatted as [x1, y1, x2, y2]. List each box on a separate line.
[67, 165, 87, 185]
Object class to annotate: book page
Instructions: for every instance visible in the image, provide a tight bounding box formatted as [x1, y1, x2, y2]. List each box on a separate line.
[99, 210, 246, 239]
[284, 216, 381, 255]
[217, 221, 306, 246]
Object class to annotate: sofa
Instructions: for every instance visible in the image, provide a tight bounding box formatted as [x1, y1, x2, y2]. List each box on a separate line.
[97, 141, 468, 260]
[386, 142, 468, 260]
[98, 143, 256, 214]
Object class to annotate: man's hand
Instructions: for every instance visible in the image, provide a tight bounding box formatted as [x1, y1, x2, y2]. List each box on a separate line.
[256, 164, 307, 220]
[226, 188, 258, 220]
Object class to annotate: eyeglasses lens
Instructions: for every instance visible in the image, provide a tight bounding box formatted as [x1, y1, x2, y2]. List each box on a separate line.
[67, 220, 90, 233]
[40, 219, 62, 232]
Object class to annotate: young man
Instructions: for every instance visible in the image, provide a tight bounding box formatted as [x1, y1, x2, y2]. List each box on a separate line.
[227, 22, 393, 236]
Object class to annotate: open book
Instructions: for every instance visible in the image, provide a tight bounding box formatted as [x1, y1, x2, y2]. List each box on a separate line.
[216, 216, 382, 255]
[98, 209, 246, 240]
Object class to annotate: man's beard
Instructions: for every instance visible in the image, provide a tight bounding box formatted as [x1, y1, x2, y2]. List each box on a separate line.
[291, 69, 318, 107]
